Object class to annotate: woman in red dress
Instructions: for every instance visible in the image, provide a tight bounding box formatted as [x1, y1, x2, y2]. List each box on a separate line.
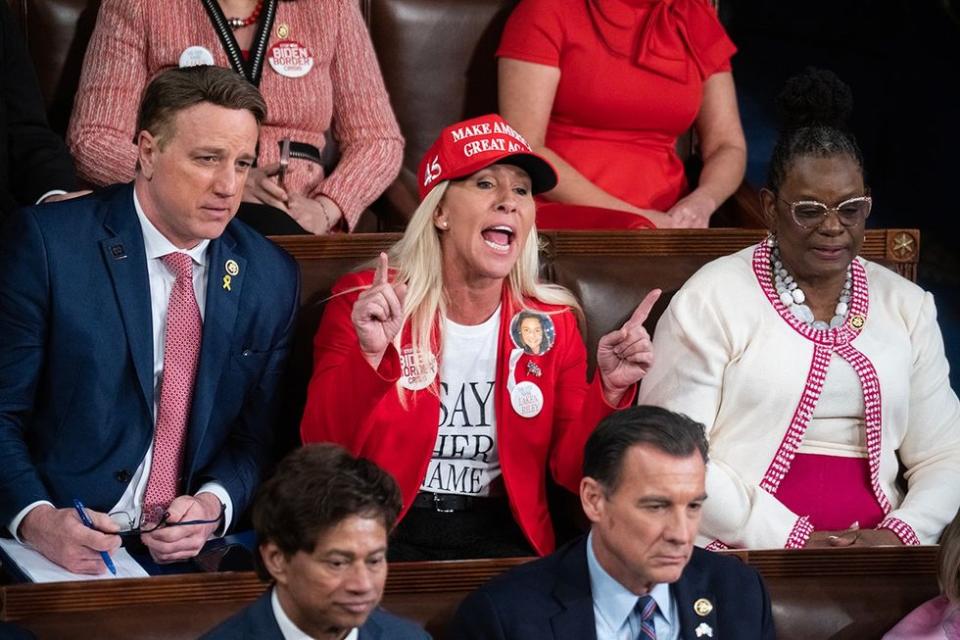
[497, 0, 746, 229]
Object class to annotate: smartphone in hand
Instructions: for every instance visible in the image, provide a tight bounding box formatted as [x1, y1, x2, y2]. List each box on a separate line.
[278, 137, 291, 189]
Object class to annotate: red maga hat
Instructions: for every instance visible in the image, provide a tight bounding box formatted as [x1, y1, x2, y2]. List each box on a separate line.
[417, 114, 558, 199]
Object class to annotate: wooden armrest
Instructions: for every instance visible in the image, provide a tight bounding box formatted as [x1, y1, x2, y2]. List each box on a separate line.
[711, 181, 766, 228]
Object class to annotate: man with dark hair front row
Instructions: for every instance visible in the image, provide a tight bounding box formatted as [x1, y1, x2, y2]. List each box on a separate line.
[0, 65, 299, 573]
[202, 443, 430, 639]
[449, 405, 775, 639]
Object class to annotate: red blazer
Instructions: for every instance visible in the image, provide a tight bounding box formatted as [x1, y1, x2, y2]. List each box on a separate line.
[301, 270, 631, 555]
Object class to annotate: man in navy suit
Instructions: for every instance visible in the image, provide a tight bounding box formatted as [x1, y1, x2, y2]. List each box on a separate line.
[202, 444, 430, 640]
[0, 65, 299, 573]
[450, 406, 776, 639]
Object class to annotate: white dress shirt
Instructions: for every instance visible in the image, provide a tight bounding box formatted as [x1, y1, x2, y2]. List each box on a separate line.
[272, 588, 359, 640]
[9, 190, 232, 539]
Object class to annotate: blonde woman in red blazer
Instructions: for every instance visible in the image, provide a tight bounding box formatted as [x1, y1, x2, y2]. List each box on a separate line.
[68, 0, 402, 234]
[301, 114, 659, 560]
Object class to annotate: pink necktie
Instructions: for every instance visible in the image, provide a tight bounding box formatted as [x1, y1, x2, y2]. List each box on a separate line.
[143, 252, 202, 521]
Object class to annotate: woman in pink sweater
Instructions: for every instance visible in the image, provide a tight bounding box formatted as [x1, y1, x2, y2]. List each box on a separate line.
[883, 511, 960, 639]
[68, 0, 403, 234]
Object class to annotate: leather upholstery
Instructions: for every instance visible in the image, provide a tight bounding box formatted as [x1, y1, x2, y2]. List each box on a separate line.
[6, 0, 99, 134]
[364, 0, 517, 209]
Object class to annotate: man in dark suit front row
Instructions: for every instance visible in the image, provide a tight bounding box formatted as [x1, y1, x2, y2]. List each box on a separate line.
[0, 65, 299, 572]
[201, 444, 429, 640]
[450, 406, 776, 639]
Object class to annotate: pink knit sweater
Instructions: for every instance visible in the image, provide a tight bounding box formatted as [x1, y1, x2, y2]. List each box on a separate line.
[68, 0, 403, 230]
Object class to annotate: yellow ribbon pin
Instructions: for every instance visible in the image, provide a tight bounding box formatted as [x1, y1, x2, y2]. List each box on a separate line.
[222, 275, 232, 291]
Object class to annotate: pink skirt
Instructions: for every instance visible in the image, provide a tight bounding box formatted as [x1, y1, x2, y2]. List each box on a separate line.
[775, 452, 886, 530]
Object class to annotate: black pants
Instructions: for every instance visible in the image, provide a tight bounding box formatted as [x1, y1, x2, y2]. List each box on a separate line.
[236, 202, 308, 236]
[389, 497, 534, 561]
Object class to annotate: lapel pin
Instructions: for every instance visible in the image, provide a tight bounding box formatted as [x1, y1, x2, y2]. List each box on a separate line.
[223, 259, 239, 291]
[110, 243, 127, 260]
[694, 598, 713, 617]
[695, 622, 713, 638]
[276, 23, 289, 39]
[526, 361, 542, 377]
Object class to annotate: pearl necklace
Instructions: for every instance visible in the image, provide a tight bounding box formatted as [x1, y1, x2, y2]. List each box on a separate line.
[771, 244, 852, 330]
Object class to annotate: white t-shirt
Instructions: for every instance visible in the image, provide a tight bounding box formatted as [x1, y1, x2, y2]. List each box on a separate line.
[420, 307, 501, 496]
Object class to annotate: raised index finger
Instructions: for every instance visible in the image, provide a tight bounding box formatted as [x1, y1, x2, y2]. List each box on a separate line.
[373, 252, 389, 286]
[627, 289, 662, 325]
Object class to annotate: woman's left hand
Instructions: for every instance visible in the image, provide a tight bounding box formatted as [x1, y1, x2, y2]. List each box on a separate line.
[282, 194, 344, 235]
[596, 289, 661, 405]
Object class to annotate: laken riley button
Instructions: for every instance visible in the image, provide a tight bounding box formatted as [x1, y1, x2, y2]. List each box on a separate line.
[268, 40, 314, 78]
[510, 381, 543, 418]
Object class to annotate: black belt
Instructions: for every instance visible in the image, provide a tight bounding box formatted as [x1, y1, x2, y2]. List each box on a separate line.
[412, 491, 481, 513]
[284, 140, 324, 165]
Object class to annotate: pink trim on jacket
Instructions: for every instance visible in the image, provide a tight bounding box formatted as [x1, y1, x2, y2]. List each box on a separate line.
[750, 241, 898, 544]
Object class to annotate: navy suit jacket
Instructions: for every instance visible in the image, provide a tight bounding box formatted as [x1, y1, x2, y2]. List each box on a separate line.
[449, 537, 775, 640]
[0, 183, 299, 525]
[200, 590, 432, 640]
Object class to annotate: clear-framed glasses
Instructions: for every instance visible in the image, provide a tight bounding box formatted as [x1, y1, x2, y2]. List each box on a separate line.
[778, 193, 872, 229]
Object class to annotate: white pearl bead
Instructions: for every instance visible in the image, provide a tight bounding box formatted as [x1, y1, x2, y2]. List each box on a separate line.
[792, 304, 815, 323]
[769, 244, 855, 331]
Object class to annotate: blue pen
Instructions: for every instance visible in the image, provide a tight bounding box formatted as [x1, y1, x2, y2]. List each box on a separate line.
[72, 499, 117, 575]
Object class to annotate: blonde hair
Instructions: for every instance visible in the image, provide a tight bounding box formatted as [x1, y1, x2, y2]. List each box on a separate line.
[386, 180, 580, 397]
[939, 510, 960, 602]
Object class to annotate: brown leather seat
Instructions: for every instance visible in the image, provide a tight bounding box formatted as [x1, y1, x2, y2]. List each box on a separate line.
[362, 0, 518, 225]
[6, 0, 100, 135]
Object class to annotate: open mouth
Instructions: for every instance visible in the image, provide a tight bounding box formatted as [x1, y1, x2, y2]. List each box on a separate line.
[480, 225, 515, 253]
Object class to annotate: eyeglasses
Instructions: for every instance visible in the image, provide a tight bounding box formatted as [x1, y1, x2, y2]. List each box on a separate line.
[777, 194, 872, 229]
[107, 503, 224, 537]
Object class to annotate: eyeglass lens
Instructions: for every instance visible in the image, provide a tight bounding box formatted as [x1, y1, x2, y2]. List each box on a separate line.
[793, 198, 871, 227]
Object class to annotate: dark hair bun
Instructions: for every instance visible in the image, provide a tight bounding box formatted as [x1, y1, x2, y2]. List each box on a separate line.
[775, 67, 853, 131]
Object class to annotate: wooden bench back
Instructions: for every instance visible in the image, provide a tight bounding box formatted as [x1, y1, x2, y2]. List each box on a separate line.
[1, 546, 939, 639]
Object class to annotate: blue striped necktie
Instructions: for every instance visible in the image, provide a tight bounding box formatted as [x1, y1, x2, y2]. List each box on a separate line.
[636, 594, 657, 639]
